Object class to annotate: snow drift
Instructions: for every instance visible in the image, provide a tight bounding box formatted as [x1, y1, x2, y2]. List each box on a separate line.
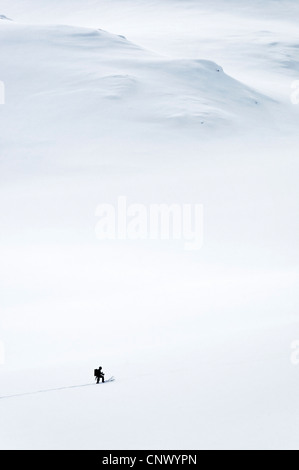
[0, 21, 275, 143]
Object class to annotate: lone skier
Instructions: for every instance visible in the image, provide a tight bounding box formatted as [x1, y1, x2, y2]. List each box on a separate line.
[94, 366, 105, 384]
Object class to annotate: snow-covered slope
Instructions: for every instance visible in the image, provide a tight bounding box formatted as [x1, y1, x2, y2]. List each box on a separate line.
[0, 0, 298, 451]
[0, 20, 276, 145]
[1, 0, 299, 99]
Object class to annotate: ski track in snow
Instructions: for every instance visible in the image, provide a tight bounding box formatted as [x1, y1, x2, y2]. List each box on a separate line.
[0, 378, 115, 400]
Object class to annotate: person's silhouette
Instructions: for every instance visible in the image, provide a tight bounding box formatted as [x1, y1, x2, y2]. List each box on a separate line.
[95, 366, 105, 384]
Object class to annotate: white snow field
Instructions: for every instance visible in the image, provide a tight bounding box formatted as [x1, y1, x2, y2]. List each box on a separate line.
[0, 0, 299, 450]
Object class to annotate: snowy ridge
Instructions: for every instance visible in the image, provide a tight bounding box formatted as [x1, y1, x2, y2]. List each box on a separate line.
[0, 15, 12, 21]
[0, 20, 276, 136]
